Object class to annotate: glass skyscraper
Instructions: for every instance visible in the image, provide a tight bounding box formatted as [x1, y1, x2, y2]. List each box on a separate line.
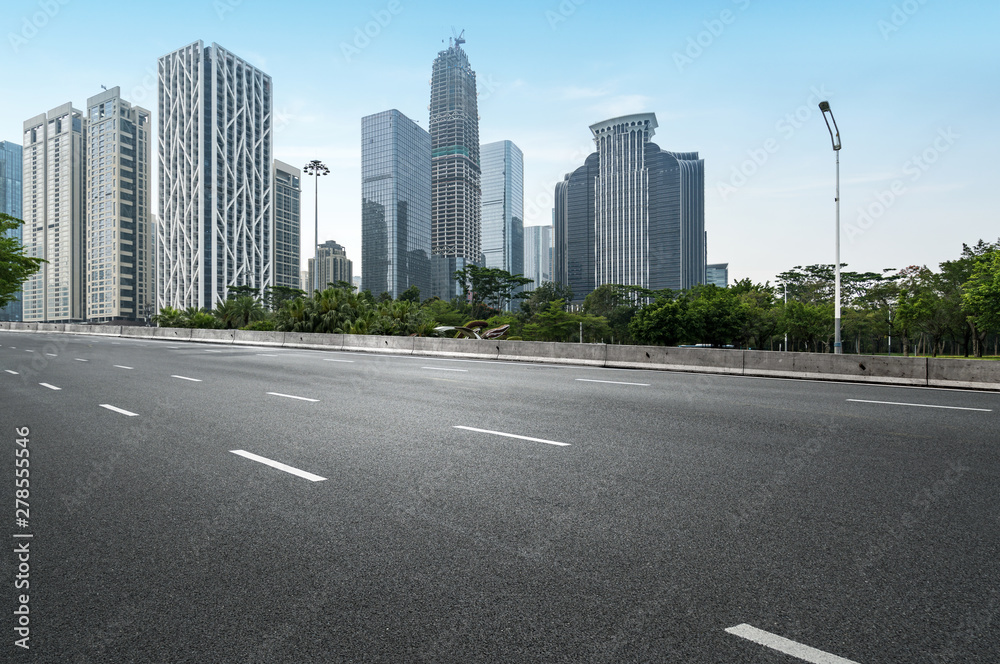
[555, 113, 706, 302]
[523, 225, 553, 294]
[429, 35, 480, 299]
[273, 160, 301, 290]
[481, 140, 524, 288]
[0, 140, 23, 321]
[361, 109, 431, 299]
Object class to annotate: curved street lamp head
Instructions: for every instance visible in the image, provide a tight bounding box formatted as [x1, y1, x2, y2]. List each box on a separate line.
[819, 101, 842, 151]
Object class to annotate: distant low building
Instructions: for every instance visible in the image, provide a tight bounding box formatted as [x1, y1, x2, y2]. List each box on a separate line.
[706, 263, 728, 288]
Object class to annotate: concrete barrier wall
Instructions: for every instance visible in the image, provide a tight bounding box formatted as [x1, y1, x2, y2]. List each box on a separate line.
[153, 327, 193, 341]
[928, 358, 1000, 390]
[87, 325, 123, 337]
[9, 323, 38, 332]
[497, 340, 607, 366]
[233, 330, 285, 347]
[606, 345, 744, 374]
[36, 323, 66, 333]
[189, 329, 237, 344]
[0, 321, 9, 330]
[283, 332, 346, 351]
[342, 334, 413, 354]
[120, 327, 157, 339]
[744, 350, 927, 385]
[412, 336, 499, 360]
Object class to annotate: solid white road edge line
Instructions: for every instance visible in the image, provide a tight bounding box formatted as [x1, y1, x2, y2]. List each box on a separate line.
[725, 624, 860, 664]
[846, 398, 991, 412]
[453, 426, 570, 447]
[171, 375, 203, 382]
[323, 359, 354, 363]
[423, 367, 469, 372]
[99, 404, 139, 417]
[39, 383, 61, 390]
[74, 358, 88, 362]
[575, 378, 650, 386]
[114, 365, 133, 370]
[4, 370, 17, 375]
[230, 450, 327, 482]
[267, 392, 319, 402]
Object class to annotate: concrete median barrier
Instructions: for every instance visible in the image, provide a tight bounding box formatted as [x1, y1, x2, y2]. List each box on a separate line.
[283, 332, 345, 351]
[189, 329, 237, 344]
[412, 336, 499, 360]
[233, 330, 285, 347]
[9, 323, 38, 332]
[120, 327, 157, 339]
[606, 345, 743, 374]
[342, 334, 412, 354]
[154, 327, 194, 341]
[496, 340, 607, 366]
[0, 321, 9, 330]
[35, 323, 66, 333]
[928, 358, 1000, 390]
[744, 351, 927, 385]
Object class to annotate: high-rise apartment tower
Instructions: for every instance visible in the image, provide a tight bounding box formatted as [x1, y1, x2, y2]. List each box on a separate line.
[157, 40, 273, 311]
[0, 141, 23, 321]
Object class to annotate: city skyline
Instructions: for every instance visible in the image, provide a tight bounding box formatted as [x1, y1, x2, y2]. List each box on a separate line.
[0, 0, 996, 288]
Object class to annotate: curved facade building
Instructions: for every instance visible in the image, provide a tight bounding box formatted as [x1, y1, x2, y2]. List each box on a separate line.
[554, 113, 705, 302]
[429, 37, 480, 296]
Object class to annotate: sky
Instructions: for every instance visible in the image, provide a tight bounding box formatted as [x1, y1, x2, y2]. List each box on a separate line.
[1, 0, 997, 286]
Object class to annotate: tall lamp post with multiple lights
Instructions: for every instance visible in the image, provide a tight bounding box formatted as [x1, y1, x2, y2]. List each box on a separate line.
[819, 101, 842, 354]
[303, 160, 330, 294]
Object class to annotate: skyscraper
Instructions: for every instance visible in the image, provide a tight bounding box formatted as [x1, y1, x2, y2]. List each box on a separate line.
[0, 140, 23, 321]
[706, 263, 729, 288]
[523, 225, 553, 294]
[481, 140, 524, 283]
[555, 113, 705, 302]
[361, 109, 431, 299]
[85, 87, 152, 322]
[22, 104, 87, 322]
[429, 34, 480, 299]
[157, 40, 273, 312]
[273, 160, 301, 290]
[307, 240, 353, 293]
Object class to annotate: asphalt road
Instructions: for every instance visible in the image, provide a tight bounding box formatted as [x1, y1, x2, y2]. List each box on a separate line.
[1, 331, 998, 663]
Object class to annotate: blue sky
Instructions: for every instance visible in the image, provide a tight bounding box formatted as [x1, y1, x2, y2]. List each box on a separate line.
[1, 0, 997, 285]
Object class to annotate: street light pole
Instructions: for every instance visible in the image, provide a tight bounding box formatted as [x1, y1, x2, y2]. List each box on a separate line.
[819, 101, 842, 354]
[303, 160, 330, 294]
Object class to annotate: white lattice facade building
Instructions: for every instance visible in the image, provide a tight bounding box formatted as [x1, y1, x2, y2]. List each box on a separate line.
[157, 40, 273, 311]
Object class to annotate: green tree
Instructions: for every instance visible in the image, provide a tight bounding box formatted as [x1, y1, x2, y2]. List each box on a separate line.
[583, 284, 643, 344]
[214, 295, 267, 329]
[454, 265, 532, 316]
[629, 296, 688, 346]
[684, 284, 746, 347]
[520, 282, 573, 318]
[398, 284, 421, 303]
[0, 214, 45, 308]
[264, 285, 305, 311]
[962, 248, 1000, 356]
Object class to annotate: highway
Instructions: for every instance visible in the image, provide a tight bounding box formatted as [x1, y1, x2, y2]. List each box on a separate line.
[2, 331, 998, 663]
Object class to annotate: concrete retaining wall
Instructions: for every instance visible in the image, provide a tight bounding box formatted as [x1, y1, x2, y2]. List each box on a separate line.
[35, 323, 66, 333]
[119, 327, 157, 339]
[154, 327, 193, 341]
[928, 358, 1000, 391]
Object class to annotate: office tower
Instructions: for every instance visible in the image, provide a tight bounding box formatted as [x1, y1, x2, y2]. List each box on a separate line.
[706, 263, 729, 288]
[523, 225, 553, 294]
[307, 240, 353, 293]
[0, 141, 23, 321]
[361, 109, 431, 299]
[22, 104, 87, 322]
[554, 113, 705, 302]
[429, 34, 480, 299]
[481, 140, 524, 283]
[85, 88, 152, 322]
[157, 40, 273, 312]
[273, 160, 301, 290]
